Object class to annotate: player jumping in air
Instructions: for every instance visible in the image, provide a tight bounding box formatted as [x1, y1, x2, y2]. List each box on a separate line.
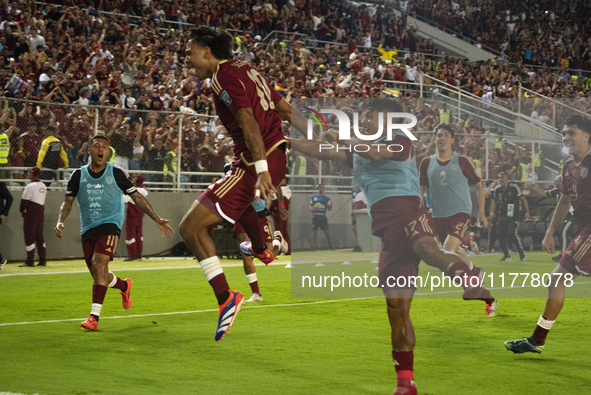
[181, 27, 292, 340]
[505, 115, 591, 354]
[419, 123, 497, 315]
[55, 134, 174, 331]
[291, 98, 494, 395]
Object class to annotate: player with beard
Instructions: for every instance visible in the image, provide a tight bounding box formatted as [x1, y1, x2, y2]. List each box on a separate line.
[55, 134, 174, 331]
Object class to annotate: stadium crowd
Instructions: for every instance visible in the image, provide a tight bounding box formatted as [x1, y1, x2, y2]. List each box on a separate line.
[0, 0, 580, 185]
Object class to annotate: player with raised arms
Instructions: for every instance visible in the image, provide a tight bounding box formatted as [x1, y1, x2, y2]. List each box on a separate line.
[505, 115, 591, 354]
[181, 27, 292, 341]
[55, 134, 174, 331]
[419, 123, 498, 315]
[291, 98, 493, 395]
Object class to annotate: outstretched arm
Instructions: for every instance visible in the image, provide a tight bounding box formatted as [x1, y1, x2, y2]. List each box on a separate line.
[55, 196, 75, 239]
[130, 192, 174, 238]
[290, 138, 348, 164]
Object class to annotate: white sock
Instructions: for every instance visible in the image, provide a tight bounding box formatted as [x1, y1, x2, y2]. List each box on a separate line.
[199, 256, 224, 281]
[537, 315, 555, 330]
[91, 303, 102, 317]
[246, 273, 258, 284]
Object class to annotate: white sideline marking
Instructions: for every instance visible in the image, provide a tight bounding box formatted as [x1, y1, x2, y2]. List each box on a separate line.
[0, 392, 41, 395]
[4, 279, 591, 327]
[0, 297, 378, 327]
[0, 262, 288, 277]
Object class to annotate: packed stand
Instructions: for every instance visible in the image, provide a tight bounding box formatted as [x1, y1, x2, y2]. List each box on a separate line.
[0, 0, 574, 187]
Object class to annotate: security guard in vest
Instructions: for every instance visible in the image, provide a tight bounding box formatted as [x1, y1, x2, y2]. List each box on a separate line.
[516, 160, 529, 182]
[163, 139, 177, 189]
[37, 125, 69, 187]
[494, 132, 506, 148]
[0, 125, 11, 183]
[533, 143, 544, 170]
[291, 152, 307, 185]
[439, 102, 450, 125]
[472, 154, 483, 178]
[490, 171, 529, 261]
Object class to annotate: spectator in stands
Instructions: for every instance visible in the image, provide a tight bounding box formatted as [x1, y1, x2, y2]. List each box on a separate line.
[37, 125, 68, 187]
[146, 134, 166, 189]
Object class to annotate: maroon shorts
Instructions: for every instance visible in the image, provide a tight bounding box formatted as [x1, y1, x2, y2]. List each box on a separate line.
[560, 229, 591, 276]
[433, 212, 472, 244]
[371, 197, 438, 291]
[82, 234, 119, 269]
[197, 149, 286, 224]
[233, 217, 273, 243]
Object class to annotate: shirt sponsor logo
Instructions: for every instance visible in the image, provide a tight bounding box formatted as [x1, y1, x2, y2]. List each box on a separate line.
[220, 90, 232, 107]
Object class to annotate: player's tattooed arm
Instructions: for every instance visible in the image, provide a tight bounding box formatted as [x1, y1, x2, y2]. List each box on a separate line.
[130, 192, 175, 238]
[236, 107, 276, 202]
[55, 196, 75, 239]
[236, 107, 266, 162]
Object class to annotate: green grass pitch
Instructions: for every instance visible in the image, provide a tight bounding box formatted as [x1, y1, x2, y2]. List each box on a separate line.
[1, 251, 591, 395]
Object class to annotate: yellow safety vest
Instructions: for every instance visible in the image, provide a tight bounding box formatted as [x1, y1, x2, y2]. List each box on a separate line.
[164, 151, 177, 172]
[107, 146, 116, 163]
[439, 109, 450, 125]
[519, 163, 529, 181]
[0, 132, 9, 165]
[473, 159, 482, 178]
[534, 151, 542, 167]
[494, 138, 505, 148]
[559, 159, 564, 174]
[292, 155, 307, 175]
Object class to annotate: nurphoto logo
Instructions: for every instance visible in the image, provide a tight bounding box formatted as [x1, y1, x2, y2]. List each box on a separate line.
[303, 106, 418, 153]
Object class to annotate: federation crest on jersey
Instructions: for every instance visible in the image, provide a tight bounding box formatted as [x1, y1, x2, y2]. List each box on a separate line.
[582, 168, 588, 179]
[106, 176, 113, 185]
[451, 164, 458, 171]
[220, 90, 232, 107]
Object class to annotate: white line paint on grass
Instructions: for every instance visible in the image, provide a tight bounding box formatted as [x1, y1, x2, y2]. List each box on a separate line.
[3, 279, 591, 327]
[0, 262, 288, 277]
[0, 297, 379, 327]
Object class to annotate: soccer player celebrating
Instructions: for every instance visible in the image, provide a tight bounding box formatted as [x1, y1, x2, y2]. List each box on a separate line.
[291, 99, 493, 395]
[419, 124, 497, 315]
[505, 115, 591, 354]
[181, 27, 291, 340]
[55, 134, 174, 331]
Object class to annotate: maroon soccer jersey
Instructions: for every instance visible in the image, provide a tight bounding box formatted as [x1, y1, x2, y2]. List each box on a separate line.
[419, 155, 480, 187]
[210, 59, 286, 164]
[562, 151, 591, 231]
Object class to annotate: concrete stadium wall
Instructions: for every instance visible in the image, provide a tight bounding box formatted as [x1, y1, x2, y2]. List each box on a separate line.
[289, 192, 358, 251]
[0, 191, 359, 262]
[0, 191, 196, 262]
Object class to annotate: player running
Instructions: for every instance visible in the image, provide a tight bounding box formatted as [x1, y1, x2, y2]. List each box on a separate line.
[419, 124, 497, 315]
[181, 27, 292, 340]
[291, 98, 493, 395]
[55, 134, 174, 331]
[505, 115, 591, 354]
